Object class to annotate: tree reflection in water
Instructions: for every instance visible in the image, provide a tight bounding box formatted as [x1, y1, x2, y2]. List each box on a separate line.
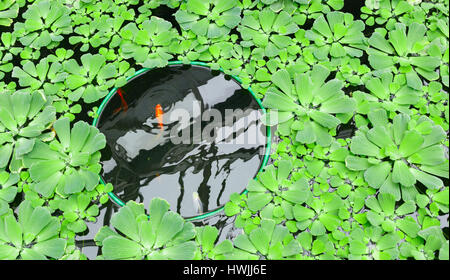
[96, 65, 268, 218]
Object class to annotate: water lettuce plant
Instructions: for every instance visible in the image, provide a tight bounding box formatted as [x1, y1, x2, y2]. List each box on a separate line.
[233, 218, 303, 259]
[345, 109, 448, 201]
[23, 117, 105, 198]
[13, 0, 72, 49]
[238, 7, 299, 58]
[95, 198, 198, 260]
[262, 64, 356, 146]
[175, 0, 242, 39]
[305, 11, 367, 60]
[0, 200, 66, 260]
[367, 22, 441, 81]
[195, 225, 235, 259]
[0, 90, 56, 172]
[118, 16, 178, 68]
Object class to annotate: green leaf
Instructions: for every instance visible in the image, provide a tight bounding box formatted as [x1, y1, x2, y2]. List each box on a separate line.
[272, 69, 293, 96]
[293, 205, 315, 222]
[410, 168, 443, 190]
[29, 160, 65, 182]
[364, 162, 391, 189]
[396, 217, 420, 238]
[399, 130, 424, 158]
[262, 88, 301, 112]
[318, 213, 340, 231]
[53, 117, 70, 150]
[247, 192, 272, 212]
[350, 133, 380, 157]
[110, 205, 140, 242]
[409, 145, 446, 166]
[433, 189, 449, 206]
[249, 228, 270, 255]
[32, 238, 66, 259]
[102, 236, 142, 260]
[197, 226, 218, 253]
[392, 160, 416, 187]
[154, 212, 184, 248]
[309, 111, 340, 129]
[160, 241, 197, 260]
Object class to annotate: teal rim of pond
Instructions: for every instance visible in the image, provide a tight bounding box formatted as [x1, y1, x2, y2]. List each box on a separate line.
[92, 60, 272, 221]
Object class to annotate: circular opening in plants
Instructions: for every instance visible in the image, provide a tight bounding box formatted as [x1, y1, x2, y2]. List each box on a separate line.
[93, 62, 271, 220]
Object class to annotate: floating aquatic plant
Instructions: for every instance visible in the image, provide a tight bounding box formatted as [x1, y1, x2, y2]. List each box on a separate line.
[305, 11, 367, 60]
[23, 117, 105, 198]
[345, 109, 448, 201]
[262, 64, 356, 147]
[0, 200, 67, 260]
[95, 198, 198, 260]
[13, 0, 72, 49]
[0, 90, 56, 172]
[175, 0, 242, 39]
[367, 22, 441, 81]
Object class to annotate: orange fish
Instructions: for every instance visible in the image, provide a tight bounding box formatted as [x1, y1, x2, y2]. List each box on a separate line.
[155, 104, 163, 130]
[113, 88, 128, 114]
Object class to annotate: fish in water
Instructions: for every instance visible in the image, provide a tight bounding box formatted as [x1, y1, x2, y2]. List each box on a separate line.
[192, 192, 203, 214]
[155, 104, 164, 130]
[113, 88, 128, 114]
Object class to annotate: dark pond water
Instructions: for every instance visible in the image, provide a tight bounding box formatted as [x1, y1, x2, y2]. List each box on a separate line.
[96, 64, 268, 219]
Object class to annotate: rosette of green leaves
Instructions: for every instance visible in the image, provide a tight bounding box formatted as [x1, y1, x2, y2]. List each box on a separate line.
[0, 171, 19, 215]
[305, 12, 367, 61]
[334, 57, 371, 86]
[95, 198, 198, 260]
[236, 58, 281, 95]
[237, 8, 299, 58]
[195, 225, 235, 260]
[12, 57, 68, 91]
[232, 218, 302, 260]
[63, 53, 133, 103]
[22, 117, 106, 198]
[69, 14, 118, 52]
[364, 193, 419, 240]
[13, 0, 72, 49]
[0, 90, 56, 172]
[367, 22, 441, 82]
[262, 65, 356, 147]
[360, 0, 413, 28]
[363, 71, 424, 113]
[137, 0, 181, 23]
[417, 81, 449, 130]
[295, 0, 344, 21]
[292, 188, 347, 237]
[0, 200, 66, 260]
[175, 0, 241, 39]
[49, 193, 100, 235]
[0, 0, 19, 26]
[345, 109, 448, 201]
[118, 17, 178, 68]
[69, 1, 137, 53]
[358, 192, 449, 260]
[244, 161, 310, 213]
[418, 1, 449, 41]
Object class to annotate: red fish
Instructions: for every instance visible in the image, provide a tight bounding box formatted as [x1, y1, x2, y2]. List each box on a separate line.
[155, 104, 163, 130]
[113, 88, 128, 114]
